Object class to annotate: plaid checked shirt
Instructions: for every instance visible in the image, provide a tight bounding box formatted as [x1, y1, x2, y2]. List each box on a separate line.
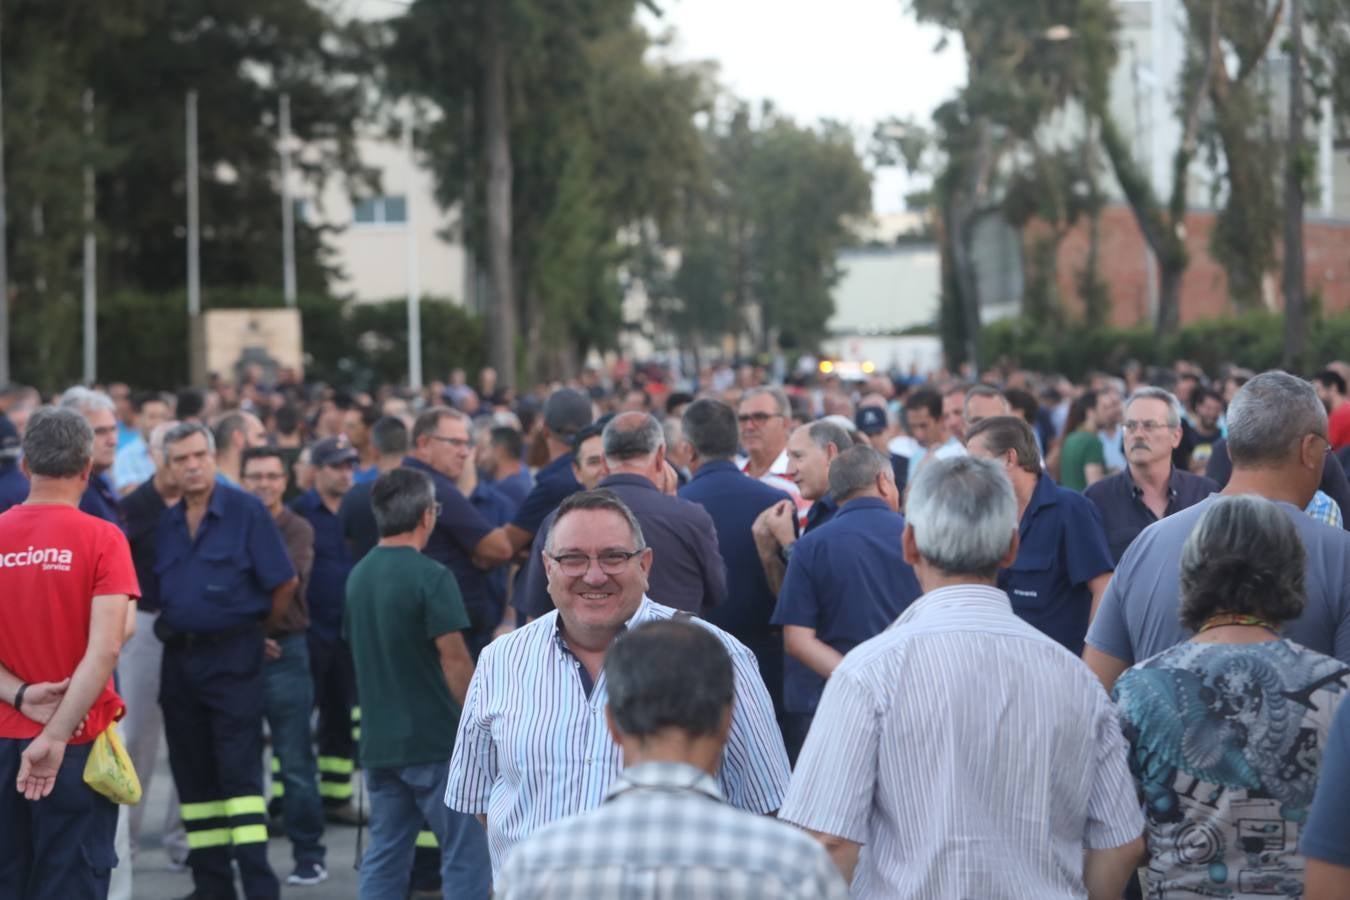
[495, 762, 848, 900]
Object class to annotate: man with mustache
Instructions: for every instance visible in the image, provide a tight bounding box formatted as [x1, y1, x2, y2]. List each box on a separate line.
[1084, 388, 1217, 564]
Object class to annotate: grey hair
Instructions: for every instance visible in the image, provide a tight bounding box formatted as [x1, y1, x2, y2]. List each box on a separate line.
[546, 489, 646, 553]
[1178, 495, 1306, 631]
[59, 386, 115, 416]
[23, 407, 94, 477]
[602, 413, 666, 462]
[163, 421, 216, 455]
[1126, 387, 1183, 428]
[606, 620, 734, 738]
[148, 420, 181, 458]
[906, 456, 1018, 578]
[820, 415, 861, 445]
[371, 468, 437, 537]
[740, 386, 790, 418]
[805, 419, 854, 453]
[828, 445, 892, 502]
[1226, 371, 1327, 467]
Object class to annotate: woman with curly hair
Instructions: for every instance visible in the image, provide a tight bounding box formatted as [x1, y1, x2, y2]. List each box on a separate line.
[1113, 494, 1350, 899]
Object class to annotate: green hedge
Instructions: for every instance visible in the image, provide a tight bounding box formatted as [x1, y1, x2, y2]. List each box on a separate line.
[92, 290, 485, 391]
[981, 312, 1347, 378]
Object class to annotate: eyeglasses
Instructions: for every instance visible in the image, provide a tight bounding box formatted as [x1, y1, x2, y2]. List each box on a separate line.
[92, 426, 118, 437]
[429, 435, 472, 448]
[1311, 433, 1333, 456]
[1123, 419, 1172, 433]
[737, 412, 783, 426]
[546, 549, 643, 577]
[243, 472, 286, 482]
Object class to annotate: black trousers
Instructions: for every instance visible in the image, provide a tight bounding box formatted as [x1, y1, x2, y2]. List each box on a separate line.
[161, 629, 278, 900]
[308, 634, 357, 807]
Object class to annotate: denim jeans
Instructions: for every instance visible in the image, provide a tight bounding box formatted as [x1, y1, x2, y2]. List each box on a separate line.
[262, 632, 325, 866]
[359, 762, 491, 900]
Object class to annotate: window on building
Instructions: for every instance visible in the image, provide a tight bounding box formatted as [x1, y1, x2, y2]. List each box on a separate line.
[352, 195, 407, 226]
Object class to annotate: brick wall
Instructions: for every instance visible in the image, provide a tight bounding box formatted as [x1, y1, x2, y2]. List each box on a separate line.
[1043, 204, 1350, 326]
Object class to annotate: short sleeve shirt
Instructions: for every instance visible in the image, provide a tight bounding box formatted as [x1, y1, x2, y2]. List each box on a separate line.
[121, 479, 170, 614]
[771, 498, 922, 714]
[998, 473, 1114, 653]
[289, 489, 352, 642]
[344, 546, 470, 769]
[1115, 640, 1350, 896]
[1086, 496, 1350, 666]
[0, 505, 139, 743]
[1058, 430, 1105, 491]
[155, 483, 295, 633]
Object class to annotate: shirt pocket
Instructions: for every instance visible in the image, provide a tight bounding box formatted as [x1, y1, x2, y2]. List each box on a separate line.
[1002, 552, 1056, 615]
[198, 546, 246, 606]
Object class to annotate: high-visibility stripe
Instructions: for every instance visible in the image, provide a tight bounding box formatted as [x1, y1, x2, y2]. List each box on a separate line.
[181, 801, 227, 821]
[270, 756, 281, 774]
[271, 780, 285, 798]
[351, 706, 361, 722]
[319, 781, 353, 799]
[352, 727, 361, 741]
[185, 828, 232, 849]
[224, 796, 267, 817]
[317, 757, 354, 775]
[416, 830, 439, 848]
[231, 824, 270, 846]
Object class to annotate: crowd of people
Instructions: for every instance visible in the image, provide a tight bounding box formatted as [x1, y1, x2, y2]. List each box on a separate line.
[2, 356, 1350, 899]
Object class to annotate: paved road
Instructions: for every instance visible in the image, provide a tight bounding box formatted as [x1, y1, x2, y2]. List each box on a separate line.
[129, 753, 366, 899]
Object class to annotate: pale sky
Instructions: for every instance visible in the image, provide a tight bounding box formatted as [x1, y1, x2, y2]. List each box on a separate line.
[645, 0, 967, 213]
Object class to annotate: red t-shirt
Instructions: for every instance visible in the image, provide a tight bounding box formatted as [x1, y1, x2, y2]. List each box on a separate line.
[0, 504, 139, 743]
[1330, 403, 1350, 451]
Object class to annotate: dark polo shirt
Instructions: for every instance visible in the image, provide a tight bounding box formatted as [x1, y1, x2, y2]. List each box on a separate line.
[1084, 467, 1217, 563]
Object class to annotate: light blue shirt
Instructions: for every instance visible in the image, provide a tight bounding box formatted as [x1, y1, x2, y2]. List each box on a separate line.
[444, 595, 790, 876]
[111, 436, 154, 492]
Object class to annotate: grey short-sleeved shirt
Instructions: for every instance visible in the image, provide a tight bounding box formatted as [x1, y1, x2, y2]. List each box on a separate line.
[1085, 494, 1350, 665]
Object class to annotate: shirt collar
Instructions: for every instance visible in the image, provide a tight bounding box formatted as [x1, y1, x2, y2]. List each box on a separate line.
[603, 761, 723, 804]
[1024, 471, 1059, 520]
[1125, 466, 1181, 501]
[893, 583, 1012, 629]
[836, 496, 891, 517]
[552, 594, 654, 654]
[599, 472, 658, 493]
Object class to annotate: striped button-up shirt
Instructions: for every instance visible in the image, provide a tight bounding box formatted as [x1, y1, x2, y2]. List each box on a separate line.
[444, 595, 790, 875]
[779, 584, 1143, 899]
[496, 761, 848, 900]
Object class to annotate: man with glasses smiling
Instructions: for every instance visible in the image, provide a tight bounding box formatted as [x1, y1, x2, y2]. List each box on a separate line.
[1084, 372, 1350, 693]
[1084, 387, 1218, 563]
[445, 488, 789, 881]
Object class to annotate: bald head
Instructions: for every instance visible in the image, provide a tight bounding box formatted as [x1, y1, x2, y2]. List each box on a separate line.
[601, 412, 667, 483]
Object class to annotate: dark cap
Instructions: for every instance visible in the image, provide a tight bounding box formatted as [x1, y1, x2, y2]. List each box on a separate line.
[543, 388, 594, 437]
[310, 436, 359, 468]
[0, 414, 17, 460]
[856, 406, 888, 435]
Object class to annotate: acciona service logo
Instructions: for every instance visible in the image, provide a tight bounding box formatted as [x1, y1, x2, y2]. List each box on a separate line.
[0, 547, 74, 572]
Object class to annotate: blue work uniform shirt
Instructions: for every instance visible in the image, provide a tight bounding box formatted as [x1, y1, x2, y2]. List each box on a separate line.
[290, 489, 353, 643]
[492, 470, 535, 511]
[401, 456, 495, 633]
[1083, 467, 1217, 563]
[510, 453, 579, 535]
[679, 460, 794, 713]
[470, 479, 515, 622]
[80, 474, 124, 530]
[771, 497, 922, 715]
[155, 483, 295, 634]
[998, 472, 1114, 653]
[802, 492, 838, 535]
[0, 465, 28, 515]
[122, 479, 172, 614]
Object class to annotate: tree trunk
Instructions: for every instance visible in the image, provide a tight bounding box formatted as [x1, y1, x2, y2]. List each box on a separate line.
[1283, 0, 1306, 370]
[483, 0, 517, 389]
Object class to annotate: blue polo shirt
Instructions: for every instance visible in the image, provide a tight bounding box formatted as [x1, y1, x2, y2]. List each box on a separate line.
[470, 479, 515, 621]
[0, 465, 27, 515]
[122, 479, 171, 614]
[80, 474, 124, 530]
[492, 470, 534, 511]
[998, 473, 1114, 653]
[510, 453, 579, 535]
[290, 489, 353, 642]
[771, 497, 922, 715]
[802, 492, 838, 535]
[401, 456, 495, 633]
[155, 483, 295, 634]
[680, 460, 794, 714]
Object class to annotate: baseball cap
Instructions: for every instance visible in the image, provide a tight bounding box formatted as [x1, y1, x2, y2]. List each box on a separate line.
[310, 436, 359, 467]
[543, 388, 594, 437]
[856, 406, 888, 435]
